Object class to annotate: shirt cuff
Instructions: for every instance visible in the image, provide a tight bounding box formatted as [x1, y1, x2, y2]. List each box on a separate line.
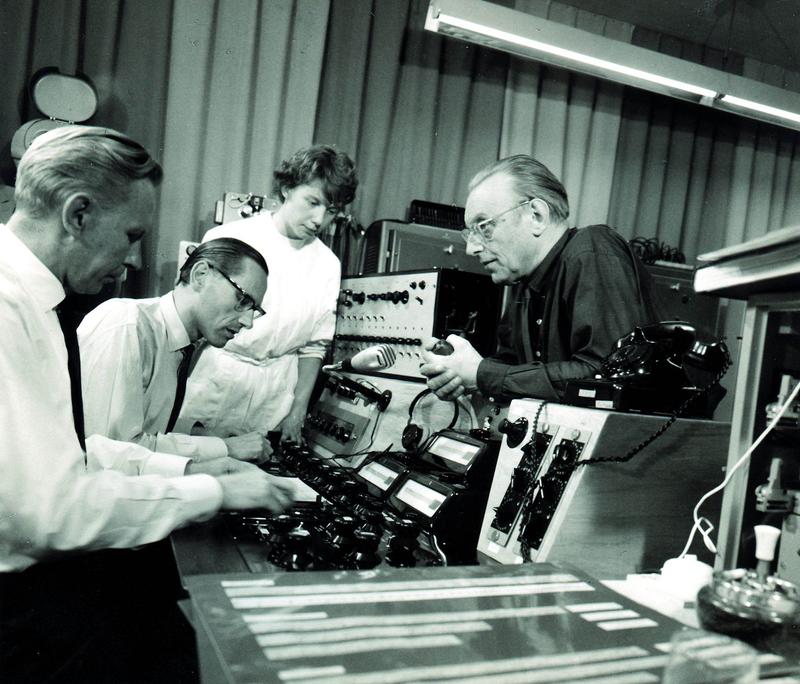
[298, 339, 330, 359]
[174, 434, 229, 461]
[140, 451, 192, 477]
[170, 473, 224, 522]
[154, 432, 229, 461]
[477, 358, 511, 398]
[478, 358, 560, 401]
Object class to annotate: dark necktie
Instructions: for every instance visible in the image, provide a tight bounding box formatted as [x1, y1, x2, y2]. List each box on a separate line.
[166, 345, 194, 433]
[56, 305, 86, 452]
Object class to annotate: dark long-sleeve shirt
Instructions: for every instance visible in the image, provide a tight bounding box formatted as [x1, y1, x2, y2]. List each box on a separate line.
[477, 225, 664, 401]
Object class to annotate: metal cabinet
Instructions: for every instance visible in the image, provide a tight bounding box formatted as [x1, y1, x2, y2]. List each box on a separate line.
[362, 220, 485, 275]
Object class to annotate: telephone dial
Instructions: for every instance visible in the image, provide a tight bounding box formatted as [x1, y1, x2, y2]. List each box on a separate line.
[566, 321, 730, 417]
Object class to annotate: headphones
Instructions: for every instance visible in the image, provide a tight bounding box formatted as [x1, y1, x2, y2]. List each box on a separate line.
[401, 389, 459, 453]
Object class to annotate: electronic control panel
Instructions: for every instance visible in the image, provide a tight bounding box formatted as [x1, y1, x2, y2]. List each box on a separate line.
[334, 269, 503, 381]
[479, 400, 731, 578]
[304, 374, 388, 464]
[304, 399, 371, 458]
[230, 427, 499, 572]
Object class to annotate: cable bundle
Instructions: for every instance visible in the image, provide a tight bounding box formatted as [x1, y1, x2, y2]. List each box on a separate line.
[629, 236, 686, 264]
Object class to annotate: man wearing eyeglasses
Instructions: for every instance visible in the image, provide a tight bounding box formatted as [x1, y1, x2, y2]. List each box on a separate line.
[421, 154, 662, 402]
[78, 237, 275, 470]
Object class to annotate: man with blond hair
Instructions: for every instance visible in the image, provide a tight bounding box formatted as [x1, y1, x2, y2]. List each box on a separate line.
[0, 125, 293, 682]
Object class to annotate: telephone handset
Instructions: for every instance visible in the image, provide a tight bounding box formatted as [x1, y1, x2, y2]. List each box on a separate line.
[597, 320, 730, 389]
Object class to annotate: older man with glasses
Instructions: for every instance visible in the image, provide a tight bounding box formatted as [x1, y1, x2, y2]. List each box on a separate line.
[78, 237, 275, 469]
[421, 154, 664, 403]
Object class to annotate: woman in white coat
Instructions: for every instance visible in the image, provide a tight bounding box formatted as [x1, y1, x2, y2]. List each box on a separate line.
[178, 145, 358, 443]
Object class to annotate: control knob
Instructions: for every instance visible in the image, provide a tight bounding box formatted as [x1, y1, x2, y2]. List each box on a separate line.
[430, 338, 454, 355]
[498, 417, 529, 449]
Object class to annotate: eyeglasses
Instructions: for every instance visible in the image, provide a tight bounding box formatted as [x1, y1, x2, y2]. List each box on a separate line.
[206, 262, 266, 318]
[460, 198, 531, 245]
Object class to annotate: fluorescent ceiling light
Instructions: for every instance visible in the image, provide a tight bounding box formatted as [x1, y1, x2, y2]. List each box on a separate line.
[425, 0, 800, 132]
[434, 12, 717, 100]
[719, 95, 800, 125]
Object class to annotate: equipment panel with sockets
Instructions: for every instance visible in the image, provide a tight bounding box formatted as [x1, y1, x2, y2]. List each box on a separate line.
[213, 192, 281, 225]
[483, 413, 592, 564]
[304, 402, 369, 457]
[304, 374, 393, 466]
[478, 399, 731, 578]
[335, 269, 503, 381]
[486, 427, 554, 548]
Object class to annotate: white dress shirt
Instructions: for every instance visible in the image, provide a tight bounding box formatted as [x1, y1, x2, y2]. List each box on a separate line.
[178, 212, 340, 435]
[78, 293, 228, 469]
[0, 225, 223, 572]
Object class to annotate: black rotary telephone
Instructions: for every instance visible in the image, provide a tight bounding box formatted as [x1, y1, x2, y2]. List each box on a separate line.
[566, 321, 730, 417]
[598, 321, 730, 389]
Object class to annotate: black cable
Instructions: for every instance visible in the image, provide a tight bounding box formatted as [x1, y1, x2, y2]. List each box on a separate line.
[350, 409, 383, 456]
[562, 355, 732, 471]
[354, 443, 395, 469]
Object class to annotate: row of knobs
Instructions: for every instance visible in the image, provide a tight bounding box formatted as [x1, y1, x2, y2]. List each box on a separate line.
[335, 334, 422, 345]
[253, 508, 383, 571]
[306, 413, 353, 443]
[259, 444, 428, 569]
[341, 289, 412, 306]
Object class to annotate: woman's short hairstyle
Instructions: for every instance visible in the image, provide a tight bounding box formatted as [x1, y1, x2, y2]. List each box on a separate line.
[177, 237, 268, 285]
[14, 125, 163, 218]
[469, 155, 570, 222]
[273, 144, 358, 208]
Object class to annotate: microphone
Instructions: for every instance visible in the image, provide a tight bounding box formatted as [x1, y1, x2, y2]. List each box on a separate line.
[323, 344, 397, 373]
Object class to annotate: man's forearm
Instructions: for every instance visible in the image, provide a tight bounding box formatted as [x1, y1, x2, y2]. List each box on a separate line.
[476, 357, 593, 401]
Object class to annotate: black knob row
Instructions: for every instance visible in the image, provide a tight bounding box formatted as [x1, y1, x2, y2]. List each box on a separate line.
[335, 334, 422, 345]
[306, 414, 353, 443]
[339, 290, 410, 305]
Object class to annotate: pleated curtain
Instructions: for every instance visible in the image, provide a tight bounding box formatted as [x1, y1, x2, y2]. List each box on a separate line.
[499, 0, 634, 231]
[608, 28, 800, 259]
[314, 0, 510, 275]
[4, 0, 800, 292]
[153, 0, 330, 294]
[316, 0, 800, 272]
[0, 0, 329, 297]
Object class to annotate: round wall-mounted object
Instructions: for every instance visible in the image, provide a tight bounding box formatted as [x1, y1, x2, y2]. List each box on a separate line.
[32, 71, 97, 123]
[10, 71, 98, 165]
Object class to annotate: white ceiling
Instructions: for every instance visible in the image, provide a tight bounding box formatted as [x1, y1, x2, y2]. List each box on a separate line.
[559, 0, 800, 73]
